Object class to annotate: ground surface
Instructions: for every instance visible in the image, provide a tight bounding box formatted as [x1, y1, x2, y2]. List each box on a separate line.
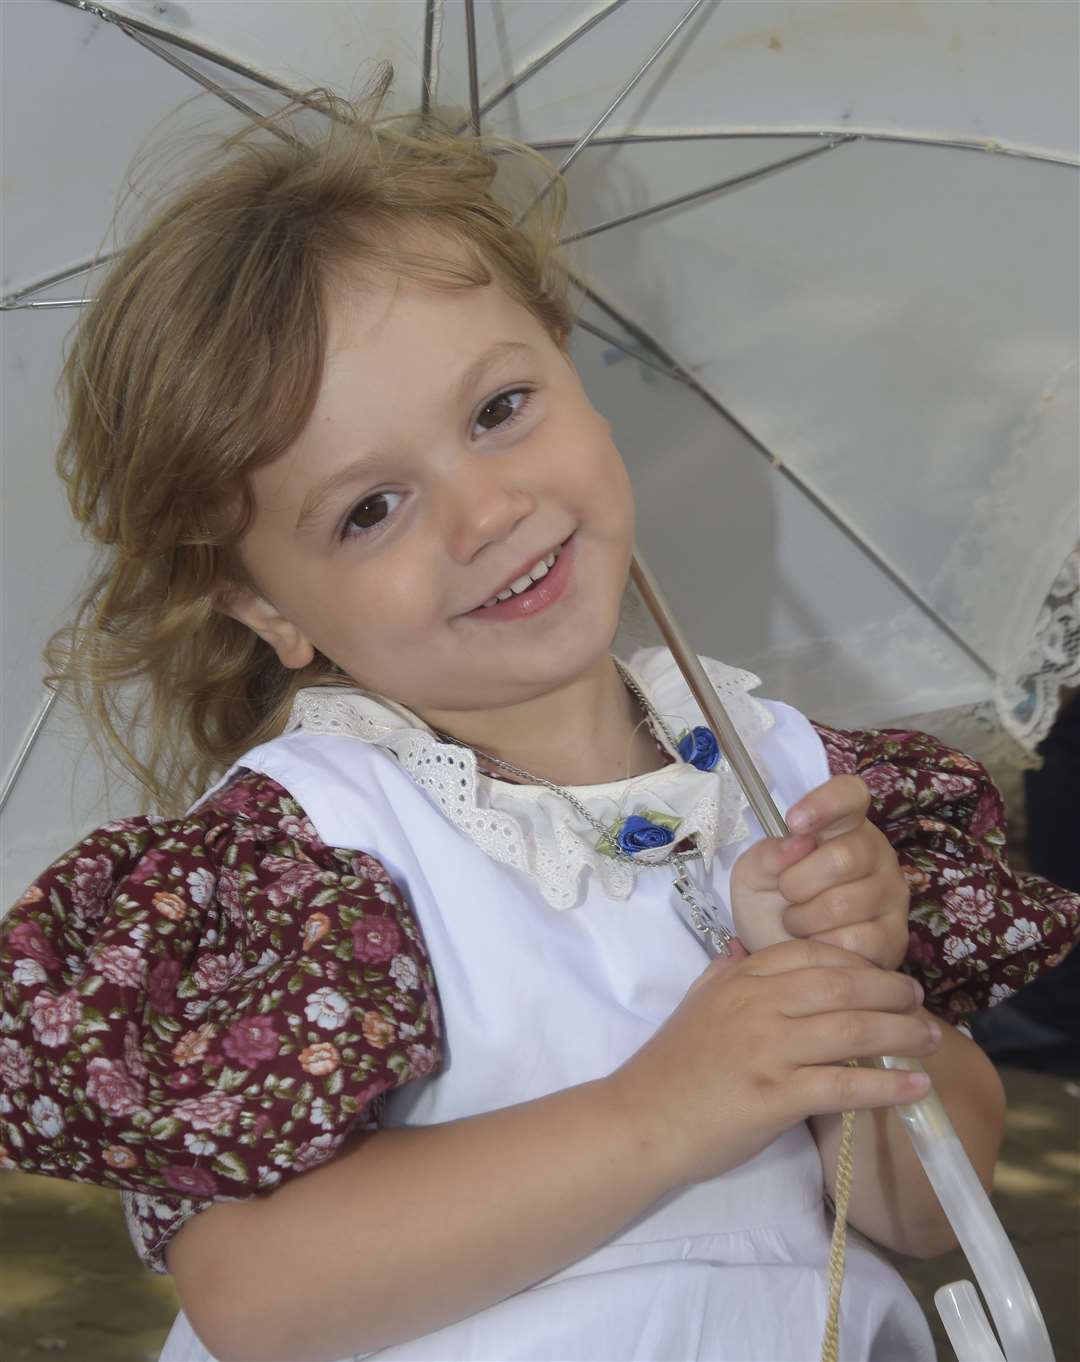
[1, 1066, 1076, 1362]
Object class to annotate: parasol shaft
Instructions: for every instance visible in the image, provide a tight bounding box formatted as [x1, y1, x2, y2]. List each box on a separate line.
[629, 545, 1054, 1362]
[629, 552, 787, 839]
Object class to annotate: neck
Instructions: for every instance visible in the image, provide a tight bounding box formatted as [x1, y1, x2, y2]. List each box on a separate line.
[417, 655, 671, 787]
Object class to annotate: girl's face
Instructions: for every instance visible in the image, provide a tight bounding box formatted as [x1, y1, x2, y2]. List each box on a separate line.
[225, 254, 636, 724]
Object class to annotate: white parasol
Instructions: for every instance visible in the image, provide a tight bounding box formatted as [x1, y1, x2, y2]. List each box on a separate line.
[2, 0, 1076, 896]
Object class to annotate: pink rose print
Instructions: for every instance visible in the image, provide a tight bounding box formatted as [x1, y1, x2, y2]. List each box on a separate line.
[860, 765, 911, 799]
[164, 1165, 219, 1198]
[124, 1021, 150, 1081]
[906, 931, 937, 968]
[71, 854, 116, 921]
[0, 1038, 32, 1088]
[262, 856, 324, 907]
[943, 884, 996, 929]
[360, 1011, 396, 1049]
[278, 813, 322, 845]
[216, 868, 243, 921]
[148, 958, 182, 1015]
[29, 990, 83, 1047]
[351, 918, 402, 965]
[928, 772, 974, 801]
[126, 849, 171, 885]
[406, 1043, 437, 1076]
[7, 921, 60, 971]
[93, 944, 148, 990]
[221, 1016, 280, 1067]
[968, 791, 1002, 840]
[193, 951, 244, 994]
[173, 1091, 243, 1131]
[350, 853, 391, 884]
[86, 1056, 147, 1117]
[289, 1132, 341, 1171]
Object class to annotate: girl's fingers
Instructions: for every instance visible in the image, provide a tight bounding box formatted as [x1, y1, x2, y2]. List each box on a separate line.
[805, 920, 908, 969]
[797, 1062, 932, 1117]
[786, 774, 870, 840]
[781, 867, 901, 938]
[787, 1009, 941, 1068]
[738, 937, 869, 976]
[777, 827, 886, 904]
[778, 965, 923, 1019]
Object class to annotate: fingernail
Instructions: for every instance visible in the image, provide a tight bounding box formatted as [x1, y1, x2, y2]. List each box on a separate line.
[787, 808, 811, 833]
[910, 978, 924, 1006]
[926, 1021, 942, 1044]
[907, 1072, 932, 1097]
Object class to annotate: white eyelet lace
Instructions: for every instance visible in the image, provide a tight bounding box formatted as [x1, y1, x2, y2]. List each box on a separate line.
[284, 648, 775, 909]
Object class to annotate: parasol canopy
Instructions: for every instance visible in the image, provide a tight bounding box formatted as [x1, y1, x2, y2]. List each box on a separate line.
[2, 0, 1077, 899]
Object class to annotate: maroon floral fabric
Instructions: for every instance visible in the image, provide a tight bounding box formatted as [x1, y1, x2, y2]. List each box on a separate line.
[814, 723, 1080, 1023]
[1, 770, 440, 1270]
[3, 726, 1079, 1276]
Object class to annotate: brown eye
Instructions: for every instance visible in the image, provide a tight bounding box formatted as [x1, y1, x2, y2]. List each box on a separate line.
[474, 388, 532, 433]
[342, 491, 402, 540]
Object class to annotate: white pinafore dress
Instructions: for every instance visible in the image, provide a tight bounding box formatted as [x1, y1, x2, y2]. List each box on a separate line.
[159, 650, 936, 1362]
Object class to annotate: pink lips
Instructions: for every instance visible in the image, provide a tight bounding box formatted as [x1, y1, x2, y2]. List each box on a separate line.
[463, 536, 575, 622]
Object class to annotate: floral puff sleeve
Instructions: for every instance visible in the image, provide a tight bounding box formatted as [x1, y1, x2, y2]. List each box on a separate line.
[813, 722, 1080, 1025]
[0, 770, 442, 1273]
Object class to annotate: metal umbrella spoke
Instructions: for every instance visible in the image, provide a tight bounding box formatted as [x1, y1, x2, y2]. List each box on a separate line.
[519, 0, 712, 222]
[559, 134, 857, 245]
[572, 274, 998, 682]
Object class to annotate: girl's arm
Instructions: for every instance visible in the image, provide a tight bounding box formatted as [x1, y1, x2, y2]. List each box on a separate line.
[810, 1011, 1005, 1258]
[167, 940, 937, 1362]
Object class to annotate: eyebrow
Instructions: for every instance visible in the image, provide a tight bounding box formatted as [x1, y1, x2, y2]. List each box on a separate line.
[294, 339, 534, 534]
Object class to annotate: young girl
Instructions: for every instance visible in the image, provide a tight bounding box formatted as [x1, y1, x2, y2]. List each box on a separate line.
[3, 79, 1077, 1362]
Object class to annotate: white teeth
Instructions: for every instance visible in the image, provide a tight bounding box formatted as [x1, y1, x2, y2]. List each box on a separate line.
[478, 544, 563, 608]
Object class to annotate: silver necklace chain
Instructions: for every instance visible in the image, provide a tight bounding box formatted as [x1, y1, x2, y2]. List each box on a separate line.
[432, 658, 734, 954]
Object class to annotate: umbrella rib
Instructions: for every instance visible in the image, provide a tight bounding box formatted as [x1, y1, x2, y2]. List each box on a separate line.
[1, 254, 119, 309]
[572, 276, 997, 681]
[531, 127, 1079, 171]
[560, 135, 857, 244]
[464, 0, 481, 136]
[112, 23, 295, 140]
[0, 690, 58, 821]
[453, 0, 632, 133]
[52, 0, 320, 112]
[518, 0, 711, 223]
[421, 0, 439, 116]
[574, 319, 689, 384]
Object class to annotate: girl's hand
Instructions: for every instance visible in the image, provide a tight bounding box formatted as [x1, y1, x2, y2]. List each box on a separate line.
[608, 939, 939, 1188]
[730, 774, 910, 971]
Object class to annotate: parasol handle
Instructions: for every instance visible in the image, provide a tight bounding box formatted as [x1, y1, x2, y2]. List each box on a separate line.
[628, 548, 1055, 1362]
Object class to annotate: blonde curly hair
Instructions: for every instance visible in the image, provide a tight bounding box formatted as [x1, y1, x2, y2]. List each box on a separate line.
[46, 67, 578, 817]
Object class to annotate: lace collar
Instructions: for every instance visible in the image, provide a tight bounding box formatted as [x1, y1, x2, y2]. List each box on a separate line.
[284, 648, 774, 909]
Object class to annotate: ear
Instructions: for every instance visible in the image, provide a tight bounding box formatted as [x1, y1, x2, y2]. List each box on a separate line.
[215, 584, 316, 670]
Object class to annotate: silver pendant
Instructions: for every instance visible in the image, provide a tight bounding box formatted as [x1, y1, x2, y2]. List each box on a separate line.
[673, 866, 734, 957]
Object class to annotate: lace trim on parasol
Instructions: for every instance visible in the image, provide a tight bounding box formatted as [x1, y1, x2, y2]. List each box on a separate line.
[994, 544, 1080, 751]
[284, 648, 775, 909]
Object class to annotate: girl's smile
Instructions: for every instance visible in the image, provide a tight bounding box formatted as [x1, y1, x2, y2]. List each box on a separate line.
[221, 246, 642, 776]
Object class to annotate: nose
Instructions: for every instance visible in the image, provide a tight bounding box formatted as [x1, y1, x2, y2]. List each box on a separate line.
[439, 458, 536, 565]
